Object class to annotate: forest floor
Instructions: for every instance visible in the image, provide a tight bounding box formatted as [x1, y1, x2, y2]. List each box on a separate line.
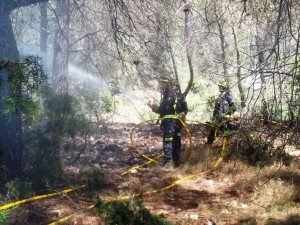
[4, 121, 300, 225]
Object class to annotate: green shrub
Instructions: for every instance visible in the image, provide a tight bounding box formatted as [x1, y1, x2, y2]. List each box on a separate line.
[85, 167, 107, 188]
[1, 56, 48, 122]
[96, 198, 173, 225]
[4, 178, 33, 199]
[0, 209, 10, 225]
[23, 92, 92, 191]
[225, 129, 274, 167]
[266, 215, 300, 225]
[224, 125, 295, 168]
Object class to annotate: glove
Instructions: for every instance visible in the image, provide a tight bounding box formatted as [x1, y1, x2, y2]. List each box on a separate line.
[223, 114, 231, 119]
[147, 101, 158, 112]
[232, 111, 240, 120]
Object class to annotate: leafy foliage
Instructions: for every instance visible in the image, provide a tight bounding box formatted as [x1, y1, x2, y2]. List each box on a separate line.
[23, 90, 93, 190]
[43, 90, 93, 137]
[84, 93, 114, 124]
[84, 167, 107, 188]
[224, 124, 294, 167]
[0, 209, 10, 225]
[96, 198, 173, 225]
[0, 56, 48, 121]
[4, 178, 33, 199]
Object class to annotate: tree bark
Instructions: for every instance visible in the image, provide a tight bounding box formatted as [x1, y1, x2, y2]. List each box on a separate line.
[213, 2, 229, 85]
[2, 0, 48, 11]
[0, 0, 48, 181]
[39, 2, 48, 54]
[256, 34, 268, 121]
[0, 11, 19, 60]
[182, 1, 194, 97]
[232, 26, 246, 108]
[52, 0, 70, 94]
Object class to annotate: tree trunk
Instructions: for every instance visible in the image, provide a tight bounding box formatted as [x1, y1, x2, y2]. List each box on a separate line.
[39, 2, 48, 54]
[165, 29, 180, 91]
[256, 35, 268, 121]
[52, 0, 70, 94]
[0, 0, 48, 181]
[182, 1, 194, 97]
[0, 9, 22, 181]
[39, 2, 49, 73]
[232, 26, 246, 108]
[214, 2, 229, 85]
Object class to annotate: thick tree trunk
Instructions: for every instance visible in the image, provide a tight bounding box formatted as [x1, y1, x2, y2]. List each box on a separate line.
[0, 11, 22, 181]
[0, 11, 19, 59]
[0, 0, 48, 181]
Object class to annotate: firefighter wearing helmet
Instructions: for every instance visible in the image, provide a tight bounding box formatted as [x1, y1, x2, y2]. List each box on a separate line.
[148, 76, 186, 168]
[207, 83, 238, 144]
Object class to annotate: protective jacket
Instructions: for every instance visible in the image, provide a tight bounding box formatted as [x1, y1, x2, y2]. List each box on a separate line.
[156, 87, 177, 119]
[213, 94, 236, 118]
[154, 86, 181, 167]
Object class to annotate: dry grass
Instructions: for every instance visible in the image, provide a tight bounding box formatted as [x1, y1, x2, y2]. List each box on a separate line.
[203, 158, 300, 225]
[3, 122, 300, 225]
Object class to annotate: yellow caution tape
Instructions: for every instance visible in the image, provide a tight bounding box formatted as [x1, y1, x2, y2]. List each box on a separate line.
[0, 185, 86, 211]
[129, 117, 193, 168]
[130, 118, 162, 163]
[121, 155, 163, 175]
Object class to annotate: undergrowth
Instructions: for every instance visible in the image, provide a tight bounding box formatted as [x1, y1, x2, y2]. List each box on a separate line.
[96, 198, 173, 225]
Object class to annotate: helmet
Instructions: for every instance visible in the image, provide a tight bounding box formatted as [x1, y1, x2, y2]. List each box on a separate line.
[217, 82, 227, 88]
[159, 75, 172, 84]
[218, 83, 228, 93]
[217, 83, 228, 89]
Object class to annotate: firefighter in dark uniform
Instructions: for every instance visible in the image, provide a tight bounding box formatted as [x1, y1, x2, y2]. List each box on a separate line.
[171, 80, 188, 166]
[207, 83, 237, 144]
[148, 77, 182, 168]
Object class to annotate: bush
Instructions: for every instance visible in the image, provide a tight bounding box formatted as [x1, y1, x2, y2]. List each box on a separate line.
[96, 198, 173, 225]
[4, 178, 33, 199]
[23, 92, 93, 191]
[224, 125, 294, 167]
[0, 209, 10, 225]
[85, 167, 107, 188]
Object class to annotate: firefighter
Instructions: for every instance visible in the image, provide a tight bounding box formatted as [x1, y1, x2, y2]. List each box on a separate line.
[171, 79, 188, 167]
[207, 83, 238, 144]
[148, 76, 181, 168]
[172, 80, 188, 120]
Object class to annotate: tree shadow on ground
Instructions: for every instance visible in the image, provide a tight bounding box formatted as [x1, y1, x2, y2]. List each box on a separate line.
[268, 169, 300, 186]
[265, 214, 300, 225]
[230, 214, 300, 225]
[161, 186, 214, 210]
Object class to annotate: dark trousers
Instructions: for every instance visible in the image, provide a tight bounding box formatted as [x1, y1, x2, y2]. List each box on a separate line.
[207, 121, 234, 144]
[162, 119, 182, 166]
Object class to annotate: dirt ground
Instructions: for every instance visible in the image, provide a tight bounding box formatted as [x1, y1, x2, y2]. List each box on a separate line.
[4, 122, 300, 225]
